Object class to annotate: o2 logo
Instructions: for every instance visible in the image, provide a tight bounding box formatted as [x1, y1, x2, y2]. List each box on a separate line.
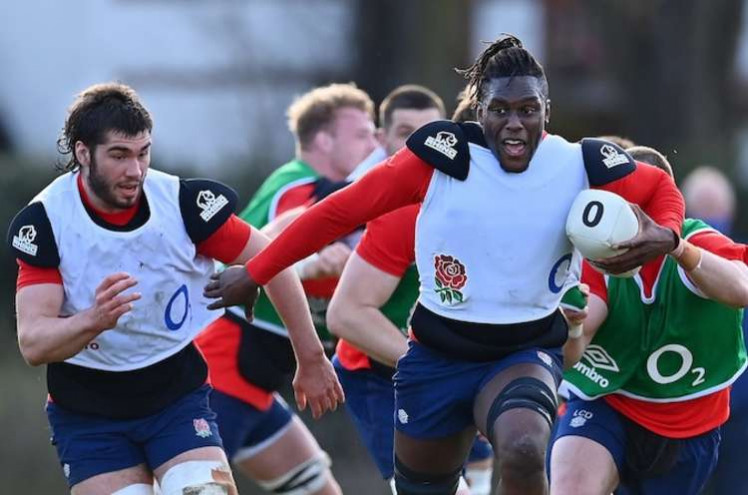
[548, 253, 573, 294]
[646, 344, 706, 387]
[164, 284, 190, 331]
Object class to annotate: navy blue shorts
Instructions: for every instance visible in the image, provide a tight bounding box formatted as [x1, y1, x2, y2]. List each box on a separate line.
[209, 389, 294, 462]
[334, 355, 495, 479]
[553, 396, 721, 495]
[333, 355, 398, 478]
[394, 340, 563, 439]
[47, 384, 223, 488]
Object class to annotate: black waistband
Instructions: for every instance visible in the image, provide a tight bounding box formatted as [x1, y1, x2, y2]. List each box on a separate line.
[47, 342, 207, 419]
[410, 304, 568, 362]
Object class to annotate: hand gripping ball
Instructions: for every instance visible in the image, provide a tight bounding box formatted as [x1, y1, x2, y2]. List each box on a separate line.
[565, 189, 641, 277]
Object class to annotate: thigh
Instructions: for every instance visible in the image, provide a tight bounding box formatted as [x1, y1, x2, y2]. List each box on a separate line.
[153, 446, 232, 488]
[473, 348, 562, 436]
[334, 358, 396, 478]
[629, 428, 721, 495]
[47, 401, 148, 489]
[210, 389, 293, 462]
[395, 428, 477, 476]
[551, 396, 626, 476]
[141, 385, 224, 471]
[235, 415, 327, 482]
[550, 397, 624, 494]
[71, 465, 152, 495]
[551, 436, 618, 495]
[394, 341, 486, 441]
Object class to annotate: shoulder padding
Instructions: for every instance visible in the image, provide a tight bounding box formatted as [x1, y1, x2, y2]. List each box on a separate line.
[7, 201, 60, 267]
[581, 138, 636, 187]
[406, 120, 470, 180]
[179, 179, 239, 244]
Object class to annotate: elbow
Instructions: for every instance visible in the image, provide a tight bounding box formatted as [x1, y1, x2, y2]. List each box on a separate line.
[18, 341, 44, 367]
[326, 301, 354, 339]
[732, 282, 748, 308]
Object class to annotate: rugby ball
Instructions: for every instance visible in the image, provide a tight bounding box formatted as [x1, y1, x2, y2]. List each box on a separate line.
[565, 189, 640, 277]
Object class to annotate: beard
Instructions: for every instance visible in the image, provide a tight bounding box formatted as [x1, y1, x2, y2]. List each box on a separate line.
[86, 155, 143, 210]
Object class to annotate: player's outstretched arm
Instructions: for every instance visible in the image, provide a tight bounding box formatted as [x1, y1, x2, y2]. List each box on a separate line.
[672, 238, 748, 308]
[327, 253, 408, 368]
[217, 225, 344, 418]
[16, 272, 140, 366]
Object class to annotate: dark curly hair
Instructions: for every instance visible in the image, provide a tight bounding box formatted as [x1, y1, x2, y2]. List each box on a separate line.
[57, 82, 153, 172]
[456, 34, 548, 107]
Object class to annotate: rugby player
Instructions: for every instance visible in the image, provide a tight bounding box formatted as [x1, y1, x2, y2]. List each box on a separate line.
[204, 36, 685, 495]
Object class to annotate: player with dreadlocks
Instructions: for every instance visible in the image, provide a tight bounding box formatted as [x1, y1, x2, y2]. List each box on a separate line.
[204, 35, 685, 494]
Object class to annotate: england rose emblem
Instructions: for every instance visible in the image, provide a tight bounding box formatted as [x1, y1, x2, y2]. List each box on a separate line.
[434, 254, 467, 304]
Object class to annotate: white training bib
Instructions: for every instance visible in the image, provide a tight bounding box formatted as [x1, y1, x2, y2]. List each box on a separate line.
[36, 169, 220, 371]
[415, 134, 588, 324]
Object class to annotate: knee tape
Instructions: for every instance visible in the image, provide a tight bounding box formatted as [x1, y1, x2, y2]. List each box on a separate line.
[257, 452, 331, 494]
[486, 377, 557, 440]
[159, 460, 237, 495]
[393, 457, 461, 495]
[113, 484, 155, 495]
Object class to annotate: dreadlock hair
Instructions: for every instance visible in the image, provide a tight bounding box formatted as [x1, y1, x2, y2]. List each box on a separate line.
[57, 82, 153, 172]
[456, 34, 548, 107]
[452, 85, 477, 123]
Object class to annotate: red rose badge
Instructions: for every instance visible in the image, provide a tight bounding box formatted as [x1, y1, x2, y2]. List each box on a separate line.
[434, 254, 467, 304]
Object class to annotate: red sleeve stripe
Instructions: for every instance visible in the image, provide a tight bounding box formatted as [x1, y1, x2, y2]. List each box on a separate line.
[196, 214, 251, 264]
[16, 260, 63, 290]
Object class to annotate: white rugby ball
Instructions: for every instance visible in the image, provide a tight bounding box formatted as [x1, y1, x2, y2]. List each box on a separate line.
[565, 189, 640, 277]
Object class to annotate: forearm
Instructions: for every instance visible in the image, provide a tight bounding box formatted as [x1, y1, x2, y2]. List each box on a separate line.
[562, 332, 593, 370]
[263, 267, 326, 361]
[561, 294, 607, 370]
[328, 305, 408, 367]
[673, 243, 748, 307]
[18, 310, 100, 366]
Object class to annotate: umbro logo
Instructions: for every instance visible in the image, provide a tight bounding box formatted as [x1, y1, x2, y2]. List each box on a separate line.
[600, 144, 629, 168]
[397, 408, 409, 424]
[12, 224, 38, 256]
[425, 131, 458, 159]
[197, 190, 229, 222]
[581, 344, 620, 372]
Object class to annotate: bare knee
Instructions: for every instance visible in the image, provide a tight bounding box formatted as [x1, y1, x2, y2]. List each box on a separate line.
[549, 436, 619, 495]
[496, 431, 547, 479]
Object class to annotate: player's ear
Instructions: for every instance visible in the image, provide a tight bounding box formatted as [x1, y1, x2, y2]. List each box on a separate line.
[312, 130, 334, 154]
[475, 102, 484, 123]
[75, 141, 91, 167]
[545, 99, 551, 124]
